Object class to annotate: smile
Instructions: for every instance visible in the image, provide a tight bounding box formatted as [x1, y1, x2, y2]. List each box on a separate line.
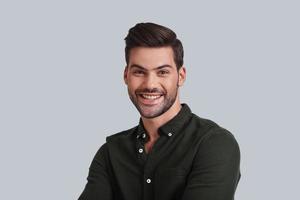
[140, 94, 162, 100]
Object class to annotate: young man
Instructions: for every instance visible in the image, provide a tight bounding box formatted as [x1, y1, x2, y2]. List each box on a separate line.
[78, 22, 241, 200]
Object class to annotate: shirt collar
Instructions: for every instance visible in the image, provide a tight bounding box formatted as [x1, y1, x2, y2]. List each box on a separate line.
[135, 103, 192, 139]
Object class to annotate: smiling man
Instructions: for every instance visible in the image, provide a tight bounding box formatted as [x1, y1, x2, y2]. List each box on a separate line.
[78, 22, 241, 200]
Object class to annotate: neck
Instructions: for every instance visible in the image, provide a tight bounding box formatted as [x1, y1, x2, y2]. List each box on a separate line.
[141, 97, 182, 141]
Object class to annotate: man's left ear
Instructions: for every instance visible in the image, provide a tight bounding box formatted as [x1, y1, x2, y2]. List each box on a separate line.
[178, 66, 186, 87]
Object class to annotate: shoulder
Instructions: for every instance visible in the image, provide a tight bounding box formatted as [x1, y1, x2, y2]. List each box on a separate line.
[191, 113, 220, 130]
[93, 126, 138, 159]
[198, 125, 240, 162]
[190, 113, 240, 152]
[203, 126, 240, 150]
[105, 126, 137, 143]
[189, 113, 223, 138]
[188, 115, 240, 169]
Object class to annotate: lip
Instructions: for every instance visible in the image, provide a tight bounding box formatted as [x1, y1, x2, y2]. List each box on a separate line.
[137, 93, 164, 106]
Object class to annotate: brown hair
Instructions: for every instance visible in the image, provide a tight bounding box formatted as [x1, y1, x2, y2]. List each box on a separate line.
[124, 22, 184, 70]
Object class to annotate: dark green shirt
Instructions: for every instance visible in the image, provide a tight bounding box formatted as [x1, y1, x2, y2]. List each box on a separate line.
[78, 104, 241, 200]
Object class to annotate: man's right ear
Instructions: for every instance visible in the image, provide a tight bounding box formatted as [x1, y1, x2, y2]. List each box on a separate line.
[124, 66, 128, 85]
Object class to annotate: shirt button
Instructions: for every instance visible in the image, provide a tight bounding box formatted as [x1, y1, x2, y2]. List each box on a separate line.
[168, 132, 173, 137]
[136, 135, 140, 139]
[146, 178, 151, 183]
[142, 133, 146, 138]
[138, 148, 143, 153]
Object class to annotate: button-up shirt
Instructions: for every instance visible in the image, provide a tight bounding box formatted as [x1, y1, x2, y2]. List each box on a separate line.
[78, 104, 241, 200]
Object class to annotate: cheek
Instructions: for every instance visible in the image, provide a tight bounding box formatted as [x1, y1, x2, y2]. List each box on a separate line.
[166, 76, 179, 86]
[127, 79, 141, 91]
[163, 79, 178, 92]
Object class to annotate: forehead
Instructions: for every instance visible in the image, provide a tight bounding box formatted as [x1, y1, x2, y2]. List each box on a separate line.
[128, 46, 176, 70]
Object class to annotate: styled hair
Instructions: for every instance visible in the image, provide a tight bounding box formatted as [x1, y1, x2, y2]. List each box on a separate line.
[124, 22, 184, 70]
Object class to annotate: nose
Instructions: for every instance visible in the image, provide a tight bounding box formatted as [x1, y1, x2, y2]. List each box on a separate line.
[143, 72, 159, 89]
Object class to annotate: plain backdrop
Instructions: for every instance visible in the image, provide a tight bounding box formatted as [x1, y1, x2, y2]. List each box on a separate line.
[0, 0, 299, 199]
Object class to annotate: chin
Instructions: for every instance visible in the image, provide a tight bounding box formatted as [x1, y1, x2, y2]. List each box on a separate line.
[139, 106, 166, 119]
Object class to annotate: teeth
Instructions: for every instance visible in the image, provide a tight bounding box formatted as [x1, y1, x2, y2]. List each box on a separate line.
[141, 94, 161, 100]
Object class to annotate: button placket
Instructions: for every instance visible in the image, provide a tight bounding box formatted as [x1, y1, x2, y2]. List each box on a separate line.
[143, 172, 154, 200]
[146, 178, 151, 183]
[136, 133, 147, 164]
[138, 148, 143, 153]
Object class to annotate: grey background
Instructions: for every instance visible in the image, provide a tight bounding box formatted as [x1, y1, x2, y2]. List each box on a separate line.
[0, 0, 299, 199]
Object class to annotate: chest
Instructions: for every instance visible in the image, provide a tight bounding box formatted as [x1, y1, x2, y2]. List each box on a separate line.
[144, 140, 156, 154]
[107, 133, 200, 200]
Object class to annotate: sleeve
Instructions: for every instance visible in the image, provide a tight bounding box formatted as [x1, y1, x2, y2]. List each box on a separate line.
[78, 143, 113, 200]
[181, 127, 241, 200]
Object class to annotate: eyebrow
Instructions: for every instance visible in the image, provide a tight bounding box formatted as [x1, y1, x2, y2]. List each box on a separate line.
[129, 64, 173, 70]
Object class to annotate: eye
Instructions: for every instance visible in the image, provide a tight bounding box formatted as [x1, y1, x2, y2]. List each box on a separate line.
[158, 70, 169, 76]
[133, 70, 145, 74]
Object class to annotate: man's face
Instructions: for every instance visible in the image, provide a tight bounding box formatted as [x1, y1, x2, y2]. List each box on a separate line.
[124, 46, 186, 119]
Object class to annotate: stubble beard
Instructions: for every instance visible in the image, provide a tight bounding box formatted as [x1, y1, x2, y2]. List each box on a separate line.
[128, 83, 179, 119]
